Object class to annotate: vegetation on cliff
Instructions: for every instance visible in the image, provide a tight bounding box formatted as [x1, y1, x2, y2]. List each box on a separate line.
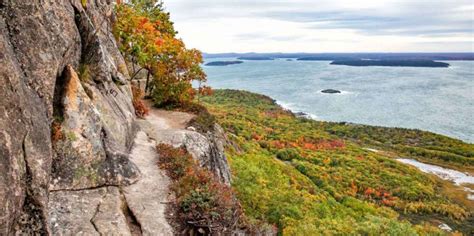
[113, 0, 210, 107]
[156, 143, 245, 234]
[200, 89, 473, 235]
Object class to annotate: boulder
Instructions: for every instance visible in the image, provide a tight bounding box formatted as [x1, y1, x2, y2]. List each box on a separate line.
[51, 66, 139, 190]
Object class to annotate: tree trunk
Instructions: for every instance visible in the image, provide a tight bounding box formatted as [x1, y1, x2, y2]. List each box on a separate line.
[145, 71, 150, 95]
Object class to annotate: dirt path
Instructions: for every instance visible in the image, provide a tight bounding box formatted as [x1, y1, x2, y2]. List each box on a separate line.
[121, 104, 195, 235]
[144, 100, 195, 130]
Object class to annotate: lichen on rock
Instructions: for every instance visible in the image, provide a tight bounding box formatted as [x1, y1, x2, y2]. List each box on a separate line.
[0, 0, 139, 233]
[51, 65, 139, 190]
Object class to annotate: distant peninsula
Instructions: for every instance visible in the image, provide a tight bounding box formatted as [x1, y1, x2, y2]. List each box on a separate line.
[330, 60, 450, 68]
[237, 56, 274, 60]
[205, 61, 244, 66]
[298, 57, 355, 61]
[204, 53, 474, 61]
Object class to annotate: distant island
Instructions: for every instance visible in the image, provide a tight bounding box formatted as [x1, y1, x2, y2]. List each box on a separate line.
[205, 61, 244, 66]
[204, 53, 474, 61]
[298, 57, 355, 61]
[237, 56, 274, 60]
[330, 60, 450, 68]
[321, 89, 341, 94]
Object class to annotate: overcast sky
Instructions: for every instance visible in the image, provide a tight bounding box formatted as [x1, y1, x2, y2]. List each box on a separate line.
[165, 0, 474, 53]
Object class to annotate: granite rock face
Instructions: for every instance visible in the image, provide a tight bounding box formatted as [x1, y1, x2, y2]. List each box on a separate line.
[48, 186, 133, 236]
[0, 0, 235, 235]
[0, 0, 137, 234]
[162, 126, 232, 185]
[51, 66, 139, 190]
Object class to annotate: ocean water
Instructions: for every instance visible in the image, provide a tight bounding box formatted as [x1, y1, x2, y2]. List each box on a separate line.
[202, 58, 474, 143]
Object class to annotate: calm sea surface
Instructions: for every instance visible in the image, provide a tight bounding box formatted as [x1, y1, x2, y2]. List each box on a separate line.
[203, 58, 474, 143]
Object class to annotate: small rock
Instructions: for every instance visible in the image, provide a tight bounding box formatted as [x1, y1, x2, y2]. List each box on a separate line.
[438, 223, 452, 232]
[187, 126, 196, 131]
[294, 112, 311, 119]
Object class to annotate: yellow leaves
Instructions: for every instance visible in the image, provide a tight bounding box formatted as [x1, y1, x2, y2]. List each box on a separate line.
[114, 2, 208, 106]
[348, 181, 358, 197]
[137, 17, 157, 33]
[256, 177, 269, 187]
[322, 158, 331, 165]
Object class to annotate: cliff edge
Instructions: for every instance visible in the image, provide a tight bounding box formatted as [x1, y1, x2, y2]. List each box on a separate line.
[0, 1, 232, 234]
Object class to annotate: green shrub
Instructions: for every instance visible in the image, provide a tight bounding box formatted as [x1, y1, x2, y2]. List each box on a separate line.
[182, 102, 216, 133]
[78, 63, 90, 82]
[276, 148, 301, 161]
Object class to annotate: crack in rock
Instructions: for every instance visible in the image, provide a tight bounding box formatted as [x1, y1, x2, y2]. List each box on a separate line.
[120, 190, 142, 236]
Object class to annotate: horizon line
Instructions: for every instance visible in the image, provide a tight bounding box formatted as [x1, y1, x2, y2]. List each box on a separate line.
[203, 52, 474, 54]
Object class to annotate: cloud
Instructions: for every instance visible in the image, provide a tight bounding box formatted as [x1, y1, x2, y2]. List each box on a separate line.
[164, 0, 474, 52]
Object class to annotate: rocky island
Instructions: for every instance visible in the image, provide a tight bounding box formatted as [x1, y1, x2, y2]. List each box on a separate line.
[321, 89, 342, 94]
[330, 59, 450, 68]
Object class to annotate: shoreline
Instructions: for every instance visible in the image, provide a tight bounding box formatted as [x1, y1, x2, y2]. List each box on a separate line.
[273, 98, 473, 144]
[265, 91, 474, 175]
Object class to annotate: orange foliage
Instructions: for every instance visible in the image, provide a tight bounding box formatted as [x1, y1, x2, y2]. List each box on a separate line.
[198, 85, 213, 96]
[302, 142, 317, 150]
[252, 133, 263, 141]
[131, 85, 149, 118]
[349, 181, 358, 196]
[51, 121, 64, 143]
[295, 137, 346, 151]
[271, 140, 287, 149]
[363, 187, 396, 206]
[156, 143, 245, 233]
[114, 3, 209, 107]
[289, 142, 299, 148]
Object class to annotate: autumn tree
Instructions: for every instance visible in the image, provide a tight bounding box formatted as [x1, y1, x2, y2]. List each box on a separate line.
[113, 0, 208, 107]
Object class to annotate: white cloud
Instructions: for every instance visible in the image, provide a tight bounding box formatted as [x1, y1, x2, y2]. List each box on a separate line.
[164, 0, 474, 52]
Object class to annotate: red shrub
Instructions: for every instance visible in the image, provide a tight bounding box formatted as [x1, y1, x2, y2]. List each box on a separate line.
[156, 144, 244, 234]
[296, 137, 346, 151]
[51, 121, 64, 143]
[363, 187, 395, 206]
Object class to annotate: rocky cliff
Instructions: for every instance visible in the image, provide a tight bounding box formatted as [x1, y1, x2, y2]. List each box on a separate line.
[0, 1, 232, 234]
